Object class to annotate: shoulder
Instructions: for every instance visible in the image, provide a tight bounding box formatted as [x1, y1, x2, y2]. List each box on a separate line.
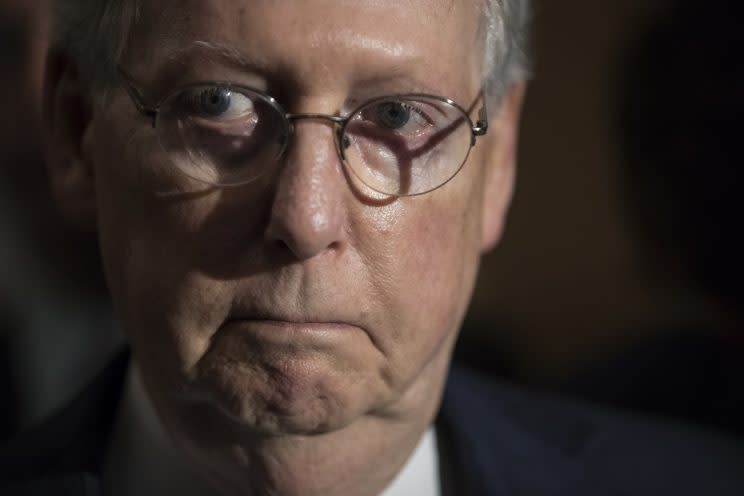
[440, 362, 744, 496]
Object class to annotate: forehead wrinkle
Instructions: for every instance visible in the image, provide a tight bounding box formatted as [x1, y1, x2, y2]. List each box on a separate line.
[169, 40, 273, 72]
[300, 28, 426, 90]
[191, 40, 262, 66]
[160, 37, 428, 91]
[130, 0, 483, 94]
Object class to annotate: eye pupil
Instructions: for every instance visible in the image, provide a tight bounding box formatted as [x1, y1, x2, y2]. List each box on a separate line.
[376, 102, 411, 129]
[200, 88, 232, 116]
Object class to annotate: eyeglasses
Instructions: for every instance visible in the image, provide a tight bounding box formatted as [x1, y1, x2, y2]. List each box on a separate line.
[118, 69, 488, 196]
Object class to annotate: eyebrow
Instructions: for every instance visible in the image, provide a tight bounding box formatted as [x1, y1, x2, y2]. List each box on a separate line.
[132, 39, 275, 99]
[157, 40, 274, 74]
[352, 71, 449, 99]
[187, 40, 271, 71]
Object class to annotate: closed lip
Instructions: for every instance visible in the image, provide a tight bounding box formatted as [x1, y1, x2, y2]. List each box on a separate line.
[219, 320, 363, 346]
[225, 319, 356, 329]
[226, 305, 362, 327]
[222, 314, 363, 334]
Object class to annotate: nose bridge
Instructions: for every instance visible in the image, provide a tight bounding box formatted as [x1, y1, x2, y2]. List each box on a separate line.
[285, 112, 347, 162]
[265, 118, 347, 260]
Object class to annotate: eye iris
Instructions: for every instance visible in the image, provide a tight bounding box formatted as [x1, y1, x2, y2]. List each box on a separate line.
[199, 88, 232, 116]
[376, 102, 411, 129]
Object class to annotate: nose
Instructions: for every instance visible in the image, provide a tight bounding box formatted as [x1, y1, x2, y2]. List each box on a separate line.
[265, 121, 347, 260]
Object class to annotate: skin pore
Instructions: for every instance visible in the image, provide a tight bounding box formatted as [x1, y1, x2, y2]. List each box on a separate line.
[46, 0, 524, 494]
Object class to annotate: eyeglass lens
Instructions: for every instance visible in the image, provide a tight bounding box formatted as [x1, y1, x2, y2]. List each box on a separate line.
[157, 85, 473, 195]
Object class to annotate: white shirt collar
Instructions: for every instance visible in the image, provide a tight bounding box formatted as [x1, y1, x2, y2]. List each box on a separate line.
[104, 362, 441, 496]
[381, 425, 441, 496]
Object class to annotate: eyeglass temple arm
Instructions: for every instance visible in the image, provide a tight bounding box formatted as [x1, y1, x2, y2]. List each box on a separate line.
[472, 104, 488, 137]
[118, 67, 159, 127]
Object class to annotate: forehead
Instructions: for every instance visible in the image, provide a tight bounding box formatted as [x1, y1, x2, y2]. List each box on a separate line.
[126, 0, 483, 98]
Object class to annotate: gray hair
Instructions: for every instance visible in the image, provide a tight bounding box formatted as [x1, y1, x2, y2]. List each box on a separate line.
[481, 0, 531, 98]
[52, 0, 530, 102]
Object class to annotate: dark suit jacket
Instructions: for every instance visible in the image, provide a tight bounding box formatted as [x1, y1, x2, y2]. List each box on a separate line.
[2, 349, 743, 495]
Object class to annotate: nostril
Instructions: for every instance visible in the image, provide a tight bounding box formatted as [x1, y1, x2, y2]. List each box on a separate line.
[266, 219, 341, 261]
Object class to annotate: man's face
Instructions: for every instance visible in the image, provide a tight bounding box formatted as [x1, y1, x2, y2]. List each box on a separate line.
[78, 0, 517, 438]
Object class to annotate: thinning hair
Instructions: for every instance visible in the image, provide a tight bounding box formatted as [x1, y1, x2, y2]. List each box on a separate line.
[51, 0, 530, 103]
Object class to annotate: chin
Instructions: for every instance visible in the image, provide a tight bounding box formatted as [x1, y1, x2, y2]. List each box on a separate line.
[193, 351, 380, 436]
[176, 317, 391, 436]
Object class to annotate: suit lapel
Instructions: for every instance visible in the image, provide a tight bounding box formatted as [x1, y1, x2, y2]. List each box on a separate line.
[438, 363, 592, 496]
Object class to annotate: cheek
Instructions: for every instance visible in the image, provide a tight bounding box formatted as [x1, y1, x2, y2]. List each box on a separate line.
[405, 200, 480, 326]
[360, 186, 483, 373]
[90, 118, 245, 376]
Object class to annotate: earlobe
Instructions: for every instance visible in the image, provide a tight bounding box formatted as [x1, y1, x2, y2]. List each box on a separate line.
[479, 82, 526, 253]
[43, 51, 97, 230]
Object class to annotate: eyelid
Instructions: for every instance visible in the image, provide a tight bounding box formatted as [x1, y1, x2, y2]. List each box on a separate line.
[364, 98, 443, 126]
[167, 86, 240, 122]
[370, 102, 435, 128]
[404, 102, 437, 126]
[148, 74, 268, 106]
[167, 82, 268, 106]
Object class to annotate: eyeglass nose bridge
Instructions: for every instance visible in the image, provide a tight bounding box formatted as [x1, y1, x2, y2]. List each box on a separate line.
[283, 113, 350, 159]
[286, 113, 346, 124]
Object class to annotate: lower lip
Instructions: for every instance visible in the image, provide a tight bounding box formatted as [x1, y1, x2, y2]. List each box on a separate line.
[221, 319, 360, 341]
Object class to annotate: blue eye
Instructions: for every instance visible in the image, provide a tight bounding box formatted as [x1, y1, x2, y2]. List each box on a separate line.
[375, 102, 412, 129]
[199, 87, 232, 116]
[179, 86, 255, 120]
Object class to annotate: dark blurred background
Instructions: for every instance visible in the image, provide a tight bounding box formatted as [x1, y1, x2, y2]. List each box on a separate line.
[1, 0, 741, 442]
[0, 0, 121, 442]
[466, 0, 743, 438]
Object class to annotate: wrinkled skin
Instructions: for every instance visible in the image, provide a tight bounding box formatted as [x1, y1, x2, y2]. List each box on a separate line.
[46, 0, 524, 494]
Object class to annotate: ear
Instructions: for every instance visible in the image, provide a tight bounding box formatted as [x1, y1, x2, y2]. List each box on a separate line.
[479, 82, 526, 253]
[43, 50, 97, 230]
